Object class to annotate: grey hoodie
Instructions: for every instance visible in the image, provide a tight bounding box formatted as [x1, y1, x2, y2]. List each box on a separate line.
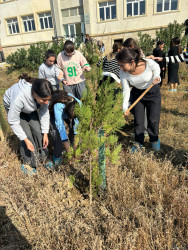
[3, 79, 50, 141]
[39, 63, 60, 86]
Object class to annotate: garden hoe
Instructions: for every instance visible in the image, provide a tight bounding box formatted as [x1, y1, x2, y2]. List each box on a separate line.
[0, 125, 4, 142]
[124, 82, 154, 116]
[118, 82, 154, 137]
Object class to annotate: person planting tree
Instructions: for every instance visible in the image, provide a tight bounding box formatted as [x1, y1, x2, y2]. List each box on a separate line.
[3, 74, 54, 175]
[116, 47, 161, 153]
[49, 90, 81, 166]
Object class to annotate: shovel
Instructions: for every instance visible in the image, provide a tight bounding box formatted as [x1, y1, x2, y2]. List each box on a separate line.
[124, 82, 154, 115]
[0, 125, 4, 142]
[117, 83, 154, 137]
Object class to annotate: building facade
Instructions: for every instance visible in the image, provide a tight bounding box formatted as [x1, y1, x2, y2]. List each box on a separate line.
[0, 0, 54, 56]
[0, 0, 187, 56]
[52, 0, 187, 52]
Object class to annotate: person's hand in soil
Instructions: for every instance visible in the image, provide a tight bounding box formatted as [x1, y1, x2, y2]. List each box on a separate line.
[24, 138, 35, 152]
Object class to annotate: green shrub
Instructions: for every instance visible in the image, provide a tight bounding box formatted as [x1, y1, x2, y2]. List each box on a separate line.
[79, 42, 100, 64]
[6, 48, 28, 70]
[50, 39, 65, 56]
[137, 32, 155, 56]
[6, 41, 66, 72]
[27, 43, 49, 71]
[156, 21, 186, 53]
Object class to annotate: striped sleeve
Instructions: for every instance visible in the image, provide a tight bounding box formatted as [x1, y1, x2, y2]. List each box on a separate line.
[101, 57, 120, 78]
[165, 52, 188, 64]
[97, 56, 106, 67]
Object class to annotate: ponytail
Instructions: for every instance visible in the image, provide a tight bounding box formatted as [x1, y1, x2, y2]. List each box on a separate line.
[45, 49, 56, 59]
[116, 47, 142, 67]
[18, 73, 35, 84]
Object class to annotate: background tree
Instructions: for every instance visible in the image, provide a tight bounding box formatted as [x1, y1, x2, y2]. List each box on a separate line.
[156, 21, 186, 53]
[137, 32, 155, 56]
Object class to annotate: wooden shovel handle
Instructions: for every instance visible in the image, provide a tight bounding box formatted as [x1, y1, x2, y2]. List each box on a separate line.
[0, 125, 4, 142]
[125, 83, 154, 114]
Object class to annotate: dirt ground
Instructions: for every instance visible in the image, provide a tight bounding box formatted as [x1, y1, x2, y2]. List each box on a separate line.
[0, 64, 187, 249]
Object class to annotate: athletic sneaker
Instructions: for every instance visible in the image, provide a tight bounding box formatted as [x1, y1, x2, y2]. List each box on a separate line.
[130, 143, 143, 154]
[151, 139, 160, 152]
[21, 164, 36, 175]
[45, 159, 55, 170]
[53, 154, 61, 167]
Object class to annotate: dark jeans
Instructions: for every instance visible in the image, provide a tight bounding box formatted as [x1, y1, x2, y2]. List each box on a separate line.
[131, 84, 161, 144]
[50, 112, 75, 158]
[20, 112, 48, 168]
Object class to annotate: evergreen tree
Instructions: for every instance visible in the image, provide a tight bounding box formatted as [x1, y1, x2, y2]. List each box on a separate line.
[71, 74, 125, 204]
[156, 21, 186, 52]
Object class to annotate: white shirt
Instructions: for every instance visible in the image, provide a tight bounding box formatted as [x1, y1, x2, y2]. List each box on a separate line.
[120, 59, 160, 112]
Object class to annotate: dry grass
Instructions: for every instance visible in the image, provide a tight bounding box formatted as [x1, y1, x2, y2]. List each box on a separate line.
[0, 65, 188, 249]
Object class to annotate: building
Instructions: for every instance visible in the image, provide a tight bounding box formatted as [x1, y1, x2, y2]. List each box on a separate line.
[52, 0, 187, 52]
[0, 0, 187, 56]
[0, 0, 54, 56]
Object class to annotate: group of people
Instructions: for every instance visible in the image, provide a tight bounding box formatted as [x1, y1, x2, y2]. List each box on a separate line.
[3, 36, 188, 175]
[153, 37, 182, 92]
[3, 40, 90, 174]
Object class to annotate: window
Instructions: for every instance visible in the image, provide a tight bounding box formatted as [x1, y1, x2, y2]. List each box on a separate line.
[7, 18, 20, 34]
[156, 0, 178, 12]
[63, 23, 83, 44]
[39, 12, 53, 30]
[62, 7, 84, 17]
[127, 0, 145, 17]
[63, 23, 81, 37]
[22, 15, 36, 32]
[70, 8, 77, 16]
[99, 1, 116, 21]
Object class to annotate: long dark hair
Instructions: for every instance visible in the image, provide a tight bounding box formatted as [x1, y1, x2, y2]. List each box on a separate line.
[123, 38, 138, 49]
[64, 100, 77, 119]
[45, 49, 56, 59]
[173, 37, 182, 54]
[44, 49, 57, 64]
[123, 38, 142, 57]
[32, 79, 53, 98]
[156, 40, 164, 47]
[49, 90, 74, 112]
[116, 47, 142, 67]
[107, 42, 122, 60]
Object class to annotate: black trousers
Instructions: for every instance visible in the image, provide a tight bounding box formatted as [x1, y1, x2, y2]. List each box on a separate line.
[131, 84, 161, 144]
[20, 112, 48, 168]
